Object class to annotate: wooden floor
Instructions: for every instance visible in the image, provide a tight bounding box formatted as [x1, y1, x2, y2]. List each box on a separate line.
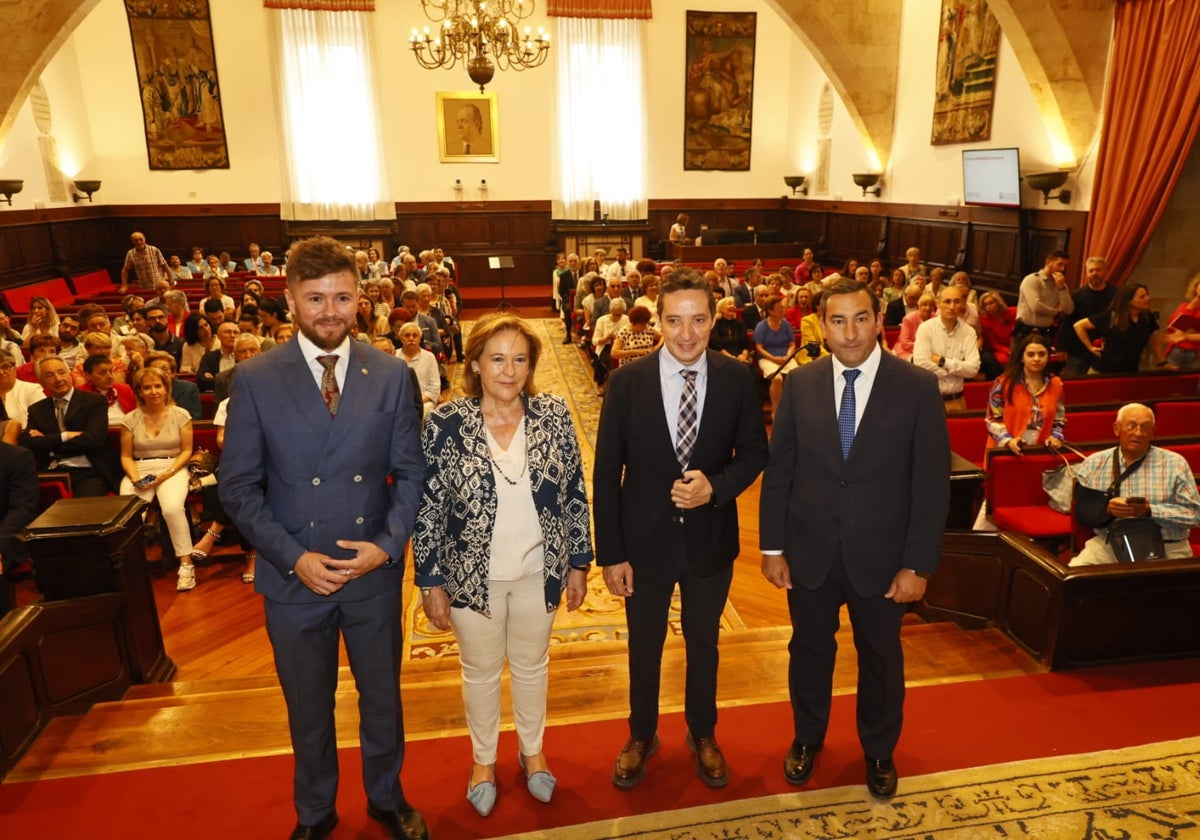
[8, 479, 1043, 783]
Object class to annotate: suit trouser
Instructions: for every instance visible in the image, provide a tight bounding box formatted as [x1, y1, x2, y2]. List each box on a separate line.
[624, 557, 732, 740]
[61, 466, 110, 498]
[786, 549, 907, 759]
[449, 572, 557, 764]
[264, 586, 408, 824]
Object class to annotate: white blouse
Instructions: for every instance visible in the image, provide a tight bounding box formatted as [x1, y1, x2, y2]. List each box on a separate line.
[485, 421, 544, 582]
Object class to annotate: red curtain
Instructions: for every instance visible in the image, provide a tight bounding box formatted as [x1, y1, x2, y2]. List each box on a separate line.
[1082, 0, 1200, 284]
[547, 0, 651, 19]
[263, 1, 374, 10]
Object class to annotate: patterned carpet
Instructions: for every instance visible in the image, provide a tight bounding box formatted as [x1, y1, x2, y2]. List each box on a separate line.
[497, 736, 1200, 839]
[404, 317, 746, 661]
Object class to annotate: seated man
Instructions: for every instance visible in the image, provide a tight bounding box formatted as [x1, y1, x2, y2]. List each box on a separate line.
[16, 335, 60, 383]
[1070, 403, 1200, 566]
[145, 351, 203, 420]
[144, 303, 183, 366]
[884, 284, 922, 327]
[213, 332, 261, 406]
[78, 354, 137, 425]
[0, 439, 38, 576]
[394, 323, 440, 416]
[19, 356, 121, 497]
[197, 322, 239, 392]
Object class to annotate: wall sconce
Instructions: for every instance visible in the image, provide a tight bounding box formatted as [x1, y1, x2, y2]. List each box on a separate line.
[1024, 171, 1071, 205]
[72, 179, 102, 203]
[852, 173, 882, 198]
[783, 175, 808, 196]
[0, 179, 23, 205]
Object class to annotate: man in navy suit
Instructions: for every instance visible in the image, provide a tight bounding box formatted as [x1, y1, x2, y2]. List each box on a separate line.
[220, 237, 427, 840]
[594, 268, 768, 790]
[760, 278, 949, 800]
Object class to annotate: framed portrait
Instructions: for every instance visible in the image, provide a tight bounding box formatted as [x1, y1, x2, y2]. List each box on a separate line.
[436, 92, 499, 163]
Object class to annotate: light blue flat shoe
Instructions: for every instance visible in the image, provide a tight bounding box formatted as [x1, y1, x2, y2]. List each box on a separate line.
[466, 777, 497, 817]
[519, 754, 557, 804]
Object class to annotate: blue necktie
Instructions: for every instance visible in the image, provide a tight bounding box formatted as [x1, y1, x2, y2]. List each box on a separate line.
[838, 369, 860, 460]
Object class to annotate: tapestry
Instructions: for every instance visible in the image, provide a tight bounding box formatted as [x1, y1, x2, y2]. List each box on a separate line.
[931, 0, 1002, 146]
[125, 0, 230, 170]
[683, 11, 756, 171]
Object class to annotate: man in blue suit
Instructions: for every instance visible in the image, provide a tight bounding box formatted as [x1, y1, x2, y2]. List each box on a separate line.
[220, 237, 428, 840]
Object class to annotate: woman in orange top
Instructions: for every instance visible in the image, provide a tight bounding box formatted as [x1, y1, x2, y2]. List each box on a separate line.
[985, 333, 1066, 455]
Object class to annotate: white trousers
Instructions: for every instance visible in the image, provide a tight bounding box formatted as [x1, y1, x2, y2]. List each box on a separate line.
[449, 572, 556, 765]
[1069, 534, 1193, 566]
[121, 457, 194, 559]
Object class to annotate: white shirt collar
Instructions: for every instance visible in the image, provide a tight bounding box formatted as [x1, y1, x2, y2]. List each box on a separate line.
[659, 345, 709, 380]
[831, 341, 882, 381]
[296, 330, 351, 366]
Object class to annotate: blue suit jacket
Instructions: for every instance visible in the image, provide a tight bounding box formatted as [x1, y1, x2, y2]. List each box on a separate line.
[219, 338, 423, 604]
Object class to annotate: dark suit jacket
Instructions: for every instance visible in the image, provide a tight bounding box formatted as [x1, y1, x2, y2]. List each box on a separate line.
[0, 442, 38, 566]
[556, 268, 579, 310]
[593, 349, 768, 579]
[742, 303, 766, 330]
[759, 350, 950, 597]
[172, 379, 202, 420]
[219, 339, 423, 605]
[213, 365, 237, 406]
[19, 389, 121, 491]
[884, 297, 910, 327]
[196, 349, 232, 392]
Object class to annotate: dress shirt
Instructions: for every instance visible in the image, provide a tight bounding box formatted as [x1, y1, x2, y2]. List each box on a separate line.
[912, 317, 981, 396]
[1017, 270, 1074, 327]
[659, 349, 709, 453]
[1076, 446, 1200, 542]
[296, 331, 348, 393]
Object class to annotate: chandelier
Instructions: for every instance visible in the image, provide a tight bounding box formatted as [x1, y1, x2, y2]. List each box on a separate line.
[410, 0, 550, 93]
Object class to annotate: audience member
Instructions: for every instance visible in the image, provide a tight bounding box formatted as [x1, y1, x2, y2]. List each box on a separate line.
[892, 292, 936, 362]
[899, 246, 926, 281]
[1055, 256, 1116, 375]
[79, 355, 136, 424]
[256, 250, 280, 276]
[145, 351, 202, 420]
[708, 298, 751, 363]
[912, 285, 980, 412]
[977, 291, 1015, 379]
[592, 298, 629, 394]
[884, 283, 921, 327]
[16, 335, 59, 383]
[1162, 272, 1200, 371]
[755, 295, 798, 416]
[0, 353, 43, 428]
[985, 333, 1065, 454]
[167, 254, 192, 282]
[119, 230, 169, 294]
[20, 296, 59, 344]
[71, 331, 127, 388]
[243, 242, 264, 273]
[144, 304, 184, 365]
[185, 246, 207, 276]
[57, 314, 83, 369]
[197, 322, 239, 392]
[1072, 283, 1160, 373]
[180, 312, 217, 374]
[1015, 250, 1072, 342]
[395, 323, 439, 416]
[0, 439, 37, 576]
[742, 284, 770, 330]
[214, 333, 262, 406]
[1069, 403, 1200, 566]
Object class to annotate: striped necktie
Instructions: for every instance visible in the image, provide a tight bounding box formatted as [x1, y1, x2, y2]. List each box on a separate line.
[675, 369, 698, 470]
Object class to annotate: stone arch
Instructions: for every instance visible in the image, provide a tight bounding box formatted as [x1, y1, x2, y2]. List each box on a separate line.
[0, 0, 103, 147]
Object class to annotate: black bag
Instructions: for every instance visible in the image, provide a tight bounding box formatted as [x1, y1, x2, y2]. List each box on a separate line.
[1107, 517, 1166, 563]
[1072, 447, 1149, 529]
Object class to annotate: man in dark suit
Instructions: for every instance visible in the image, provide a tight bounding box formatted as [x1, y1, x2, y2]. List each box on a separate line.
[0, 439, 38, 576]
[760, 278, 950, 800]
[20, 356, 120, 497]
[884, 283, 922, 327]
[594, 268, 768, 790]
[197, 321, 239, 392]
[213, 333, 262, 406]
[220, 237, 427, 840]
[742, 283, 770, 330]
[556, 253, 580, 344]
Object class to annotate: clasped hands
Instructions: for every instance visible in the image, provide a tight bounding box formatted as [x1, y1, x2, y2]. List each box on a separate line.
[759, 554, 929, 603]
[423, 567, 588, 631]
[294, 539, 389, 597]
[1106, 497, 1150, 520]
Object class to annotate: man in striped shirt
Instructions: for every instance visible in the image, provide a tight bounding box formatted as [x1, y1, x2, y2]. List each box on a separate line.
[1070, 402, 1200, 566]
[119, 230, 169, 294]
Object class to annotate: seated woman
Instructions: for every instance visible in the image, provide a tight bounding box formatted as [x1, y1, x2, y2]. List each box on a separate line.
[986, 332, 1065, 455]
[784, 287, 813, 330]
[978, 291, 1015, 379]
[1073, 283, 1161, 373]
[119, 366, 196, 590]
[357, 294, 389, 342]
[1162, 272, 1200, 371]
[592, 298, 629, 394]
[20, 297, 60, 346]
[71, 331, 129, 388]
[575, 274, 606, 345]
[612, 305, 662, 367]
[709, 297, 751, 363]
[234, 289, 262, 324]
[893, 292, 937, 361]
[633, 275, 661, 330]
[367, 247, 390, 279]
[754, 295, 798, 416]
[202, 276, 235, 319]
[164, 290, 190, 338]
[797, 293, 829, 365]
[202, 254, 229, 281]
[113, 294, 145, 337]
[180, 312, 216, 374]
[416, 313, 591, 817]
[185, 247, 207, 276]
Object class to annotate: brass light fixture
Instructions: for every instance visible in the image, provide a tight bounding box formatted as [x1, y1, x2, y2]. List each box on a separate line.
[783, 175, 808, 196]
[410, 0, 550, 93]
[1024, 171, 1071, 205]
[0, 179, 23, 206]
[852, 173, 882, 198]
[72, 179, 102, 203]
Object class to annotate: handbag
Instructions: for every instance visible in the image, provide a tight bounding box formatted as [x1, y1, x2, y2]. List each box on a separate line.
[1041, 443, 1088, 514]
[1106, 517, 1166, 563]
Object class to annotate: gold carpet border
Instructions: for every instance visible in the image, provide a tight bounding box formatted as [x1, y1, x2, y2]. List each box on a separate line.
[404, 318, 745, 662]
[497, 736, 1200, 839]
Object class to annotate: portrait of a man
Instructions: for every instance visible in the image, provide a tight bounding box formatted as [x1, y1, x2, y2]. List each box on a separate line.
[436, 92, 499, 162]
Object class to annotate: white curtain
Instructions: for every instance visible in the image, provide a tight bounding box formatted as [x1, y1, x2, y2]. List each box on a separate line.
[552, 17, 648, 221]
[267, 8, 394, 221]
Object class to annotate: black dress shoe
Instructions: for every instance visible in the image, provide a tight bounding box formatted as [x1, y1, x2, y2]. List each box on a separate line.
[783, 742, 821, 786]
[865, 757, 898, 798]
[288, 811, 338, 840]
[367, 802, 429, 840]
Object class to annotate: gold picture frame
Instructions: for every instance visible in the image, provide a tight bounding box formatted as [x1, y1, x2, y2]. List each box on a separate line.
[436, 92, 500, 163]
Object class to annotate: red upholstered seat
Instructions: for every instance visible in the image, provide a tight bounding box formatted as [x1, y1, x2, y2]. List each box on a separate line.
[991, 505, 1073, 537]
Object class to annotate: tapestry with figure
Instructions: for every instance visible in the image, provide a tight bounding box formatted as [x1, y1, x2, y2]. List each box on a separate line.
[683, 11, 756, 171]
[125, 0, 230, 170]
[931, 0, 1002, 145]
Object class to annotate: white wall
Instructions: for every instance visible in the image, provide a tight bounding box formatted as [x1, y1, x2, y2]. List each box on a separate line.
[0, 0, 1099, 211]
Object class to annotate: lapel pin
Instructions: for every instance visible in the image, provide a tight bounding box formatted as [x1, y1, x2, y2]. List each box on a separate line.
[361, 367, 369, 376]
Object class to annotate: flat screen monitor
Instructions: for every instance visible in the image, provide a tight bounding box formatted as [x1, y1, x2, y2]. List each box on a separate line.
[962, 148, 1021, 208]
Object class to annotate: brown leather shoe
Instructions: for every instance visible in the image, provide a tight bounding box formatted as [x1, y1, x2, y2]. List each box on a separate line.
[784, 742, 821, 786]
[686, 731, 729, 788]
[612, 734, 659, 788]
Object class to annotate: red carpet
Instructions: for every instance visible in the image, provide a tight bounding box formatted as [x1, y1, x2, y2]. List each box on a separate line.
[3, 658, 1199, 839]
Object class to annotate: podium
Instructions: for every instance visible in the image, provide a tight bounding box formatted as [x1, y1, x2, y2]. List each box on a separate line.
[22, 496, 175, 683]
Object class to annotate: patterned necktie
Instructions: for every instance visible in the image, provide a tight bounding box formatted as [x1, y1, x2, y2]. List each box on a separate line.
[104, 389, 117, 406]
[838, 369, 860, 461]
[317, 355, 340, 417]
[675, 369, 698, 471]
[54, 397, 68, 432]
